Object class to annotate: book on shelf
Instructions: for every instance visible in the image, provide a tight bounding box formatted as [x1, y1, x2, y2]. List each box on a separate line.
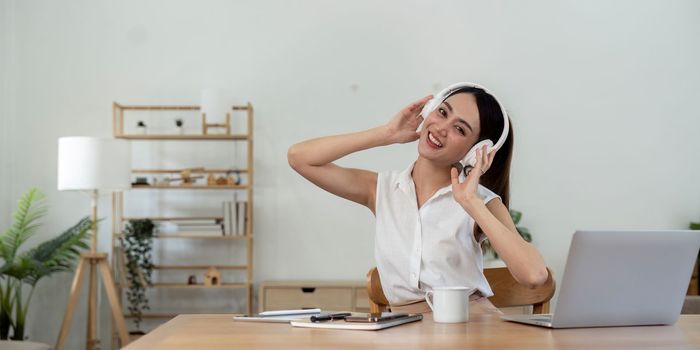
[223, 201, 233, 235]
[222, 199, 248, 236]
[236, 201, 247, 236]
[158, 220, 224, 236]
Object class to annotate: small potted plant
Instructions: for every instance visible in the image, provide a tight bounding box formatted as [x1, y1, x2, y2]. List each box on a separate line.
[120, 219, 155, 332]
[175, 118, 184, 135]
[136, 121, 147, 135]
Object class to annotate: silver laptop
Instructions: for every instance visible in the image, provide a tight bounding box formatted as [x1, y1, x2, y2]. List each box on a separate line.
[502, 230, 700, 328]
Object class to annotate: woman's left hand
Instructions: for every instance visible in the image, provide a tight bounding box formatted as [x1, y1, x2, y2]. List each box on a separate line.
[450, 144, 497, 209]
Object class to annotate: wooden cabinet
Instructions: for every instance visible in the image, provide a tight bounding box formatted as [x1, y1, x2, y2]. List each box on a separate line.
[259, 281, 370, 313]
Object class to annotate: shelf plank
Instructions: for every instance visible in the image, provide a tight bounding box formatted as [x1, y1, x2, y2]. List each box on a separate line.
[116, 104, 250, 111]
[154, 234, 250, 240]
[154, 265, 248, 270]
[122, 216, 223, 221]
[132, 169, 248, 174]
[131, 184, 249, 190]
[120, 105, 199, 111]
[116, 134, 248, 141]
[149, 283, 249, 289]
[114, 233, 250, 240]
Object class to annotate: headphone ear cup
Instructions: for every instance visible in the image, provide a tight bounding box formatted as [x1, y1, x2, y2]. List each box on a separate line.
[463, 140, 494, 167]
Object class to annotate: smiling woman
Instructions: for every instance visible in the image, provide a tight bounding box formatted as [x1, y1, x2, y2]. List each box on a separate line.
[287, 82, 548, 312]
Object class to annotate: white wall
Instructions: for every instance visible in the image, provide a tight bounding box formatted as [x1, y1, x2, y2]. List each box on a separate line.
[2, 0, 699, 347]
[1, 0, 14, 227]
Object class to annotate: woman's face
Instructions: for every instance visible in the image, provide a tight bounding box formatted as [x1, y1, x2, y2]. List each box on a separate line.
[417, 92, 481, 166]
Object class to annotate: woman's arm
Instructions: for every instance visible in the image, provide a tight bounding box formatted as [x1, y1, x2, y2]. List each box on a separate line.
[470, 198, 548, 287]
[450, 147, 548, 287]
[288, 95, 432, 213]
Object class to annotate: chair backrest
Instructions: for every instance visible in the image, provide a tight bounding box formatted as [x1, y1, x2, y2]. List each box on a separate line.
[366, 266, 556, 314]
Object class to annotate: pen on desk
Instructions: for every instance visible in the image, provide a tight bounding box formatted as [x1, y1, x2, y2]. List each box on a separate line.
[310, 312, 352, 322]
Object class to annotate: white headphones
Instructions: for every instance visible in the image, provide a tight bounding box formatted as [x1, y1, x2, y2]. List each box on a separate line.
[420, 82, 510, 174]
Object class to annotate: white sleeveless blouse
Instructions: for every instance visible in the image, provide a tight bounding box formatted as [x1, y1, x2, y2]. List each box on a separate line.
[374, 162, 501, 305]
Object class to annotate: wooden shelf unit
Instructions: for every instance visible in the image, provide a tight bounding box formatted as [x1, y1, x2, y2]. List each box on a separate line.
[132, 169, 248, 174]
[111, 102, 255, 348]
[131, 184, 249, 190]
[115, 233, 251, 240]
[153, 265, 248, 270]
[117, 134, 248, 141]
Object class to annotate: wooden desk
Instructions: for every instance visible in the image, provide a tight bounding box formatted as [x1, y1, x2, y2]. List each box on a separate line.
[124, 314, 700, 349]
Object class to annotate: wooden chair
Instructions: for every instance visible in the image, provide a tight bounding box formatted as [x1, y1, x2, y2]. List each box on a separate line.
[367, 266, 556, 314]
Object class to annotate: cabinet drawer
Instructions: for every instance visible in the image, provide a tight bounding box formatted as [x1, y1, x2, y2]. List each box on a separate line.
[264, 287, 353, 311]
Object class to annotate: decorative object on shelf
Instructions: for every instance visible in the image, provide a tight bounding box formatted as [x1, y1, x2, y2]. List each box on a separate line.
[56, 136, 132, 350]
[120, 219, 156, 330]
[181, 169, 194, 184]
[187, 275, 197, 285]
[0, 189, 91, 341]
[204, 267, 221, 286]
[227, 171, 241, 185]
[158, 168, 206, 186]
[482, 209, 532, 259]
[201, 88, 231, 135]
[154, 176, 169, 186]
[175, 118, 184, 134]
[186, 168, 204, 184]
[207, 173, 216, 185]
[136, 120, 147, 134]
[216, 176, 229, 185]
[132, 177, 149, 186]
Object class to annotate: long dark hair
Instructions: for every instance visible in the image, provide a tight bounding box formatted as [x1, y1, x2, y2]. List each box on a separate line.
[447, 87, 514, 208]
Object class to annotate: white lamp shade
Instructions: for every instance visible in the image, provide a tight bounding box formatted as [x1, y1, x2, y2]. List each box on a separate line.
[58, 137, 131, 191]
[201, 88, 230, 123]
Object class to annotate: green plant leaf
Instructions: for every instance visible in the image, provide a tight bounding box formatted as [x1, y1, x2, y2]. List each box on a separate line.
[20, 217, 91, 286]
[517, 226, 530, 235]
[690, 222, 700, 230]
[509, 210, 522, 225]
[0, 189, 47, 263]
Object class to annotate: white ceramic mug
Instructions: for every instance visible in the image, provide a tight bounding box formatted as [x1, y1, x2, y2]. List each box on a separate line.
[425, 287, 473, 323]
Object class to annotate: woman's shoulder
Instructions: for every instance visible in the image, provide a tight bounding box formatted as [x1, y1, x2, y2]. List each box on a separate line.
[378, 164, 414, 187]
[477, 184, 501, 204]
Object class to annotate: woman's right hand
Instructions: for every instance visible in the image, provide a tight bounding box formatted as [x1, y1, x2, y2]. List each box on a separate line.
[384, 95, 433, 144]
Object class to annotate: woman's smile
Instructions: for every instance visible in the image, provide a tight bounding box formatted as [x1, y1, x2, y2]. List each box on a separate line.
[427, 131, 444, 149]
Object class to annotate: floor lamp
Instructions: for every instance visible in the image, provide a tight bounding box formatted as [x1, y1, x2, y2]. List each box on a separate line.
[56, 137, 131, 350]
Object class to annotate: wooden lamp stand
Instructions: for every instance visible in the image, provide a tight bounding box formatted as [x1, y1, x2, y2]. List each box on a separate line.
[55, 190, 129, 350]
